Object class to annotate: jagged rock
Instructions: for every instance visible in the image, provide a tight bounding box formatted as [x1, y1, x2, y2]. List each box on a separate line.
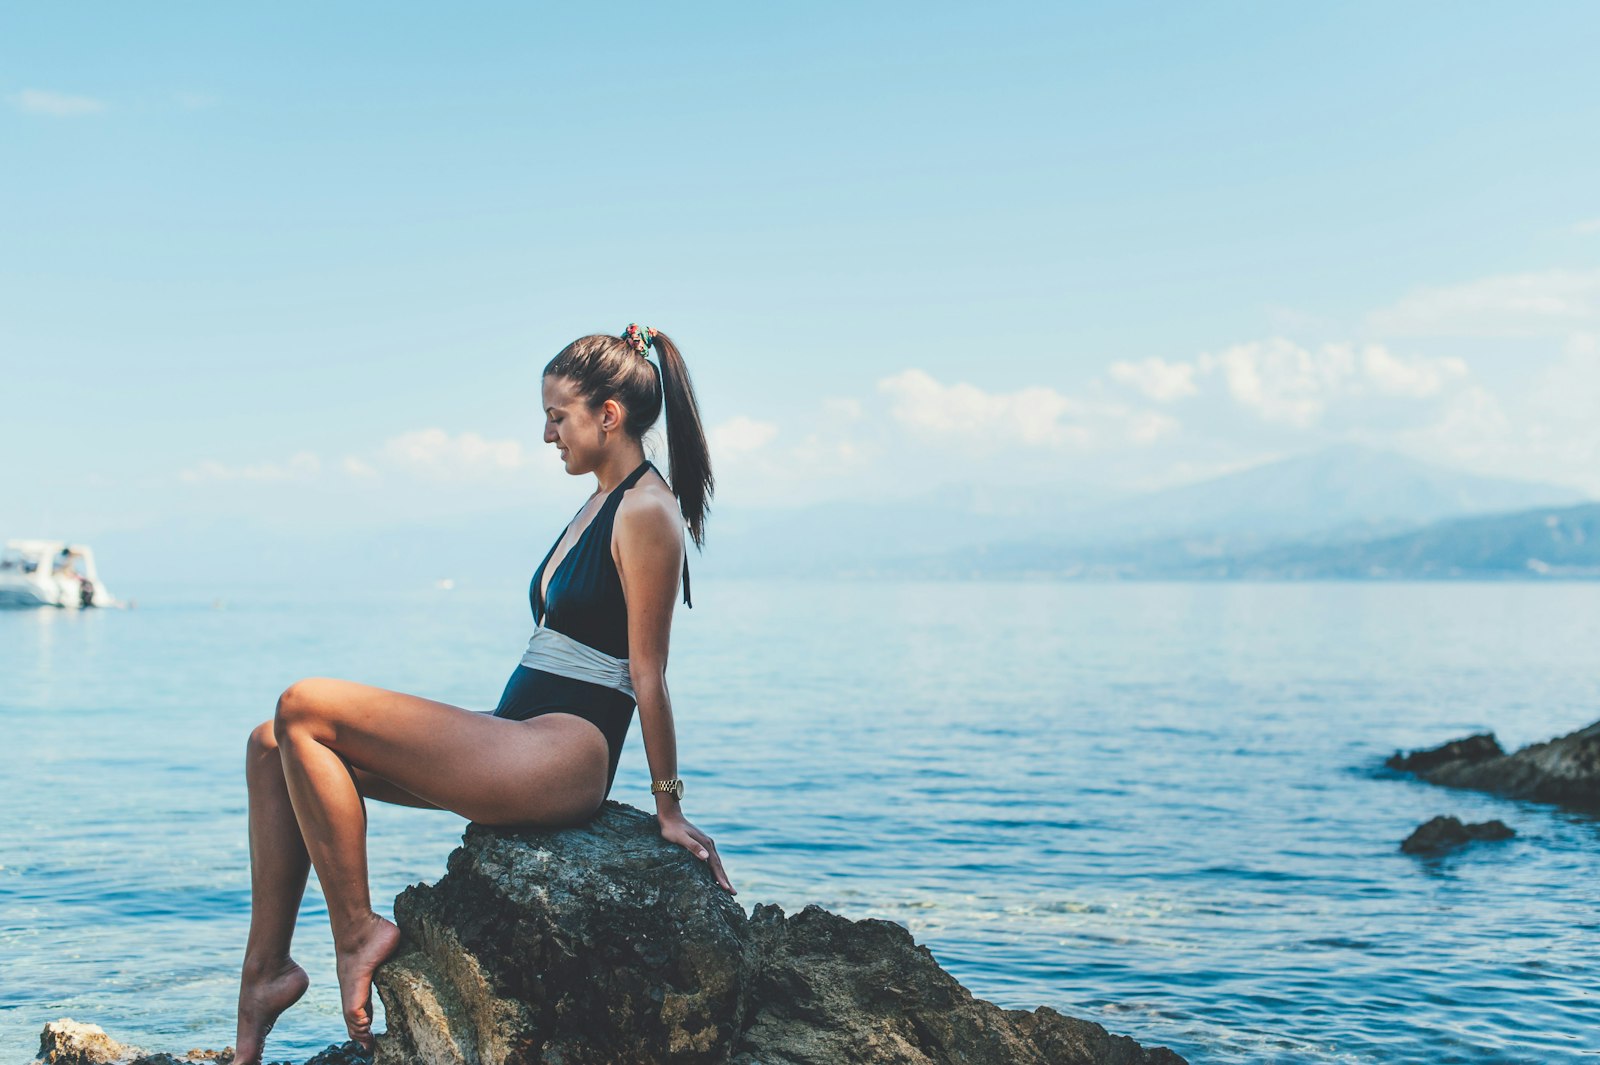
[1400, 815, 1516, 854]
[1385, 733, 1503, 773]
[35, 1020, 137, 1065]
[731, 902, 1184, 1065]
[1387, 719, 1600, 810]
[298, 1041, 372, 1065]
[373, 801, 1184, 1065]
[29, 1022, 358, 1065]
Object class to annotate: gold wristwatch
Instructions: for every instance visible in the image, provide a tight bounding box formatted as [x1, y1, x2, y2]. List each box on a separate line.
[651, 777, 685, 800]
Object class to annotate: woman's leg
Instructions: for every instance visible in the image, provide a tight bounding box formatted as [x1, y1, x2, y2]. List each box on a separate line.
[235, 720, 313, 1065]
[271, 678, 608, 1048]
[234, 719, 458, 1063]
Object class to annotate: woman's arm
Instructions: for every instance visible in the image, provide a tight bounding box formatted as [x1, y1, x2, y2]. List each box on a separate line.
[615, 489, 735, 895]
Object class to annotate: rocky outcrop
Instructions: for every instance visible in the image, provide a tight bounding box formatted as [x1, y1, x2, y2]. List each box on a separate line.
[372, 801, 1185, 1065]
[34, 1020, 136, 1065]
[731, 903, 1178, 1065]
[34, 803, 1182, 1065]
[1385, 733, 1504, 774]
[1386, 719, 1600, 810]
[1400, 815, 1515, 854]
[30, 1020, 267, 1065]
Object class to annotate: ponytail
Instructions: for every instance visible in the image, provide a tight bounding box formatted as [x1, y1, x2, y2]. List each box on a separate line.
[649, 331, 714, 548]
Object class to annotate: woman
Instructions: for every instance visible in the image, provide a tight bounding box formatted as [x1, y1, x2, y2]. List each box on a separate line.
[233, 326, 734, 1064]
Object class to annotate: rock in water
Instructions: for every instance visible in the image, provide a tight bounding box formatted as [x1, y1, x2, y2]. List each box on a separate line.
[733, 902, 1184, 1065]
[1400, 815, 1516, 854]
[373, 801, 1184, 1065]
[1387, 719, 1600, 810]
[1385, 733, 1503, 773]
[28, 1024, 364, 1065]
[35, 1020, 134, 1065]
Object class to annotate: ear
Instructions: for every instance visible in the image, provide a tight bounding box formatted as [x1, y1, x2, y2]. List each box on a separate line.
[600, 397, 625, 432]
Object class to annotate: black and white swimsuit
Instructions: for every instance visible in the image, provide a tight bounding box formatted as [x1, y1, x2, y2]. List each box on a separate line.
[491, 459, 690, 799]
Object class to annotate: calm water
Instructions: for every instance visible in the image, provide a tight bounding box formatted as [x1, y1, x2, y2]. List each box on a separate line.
[2, 580, 1598, 1064]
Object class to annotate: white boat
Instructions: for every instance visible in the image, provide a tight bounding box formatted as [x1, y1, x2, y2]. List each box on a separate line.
[0, 539, 118, 608]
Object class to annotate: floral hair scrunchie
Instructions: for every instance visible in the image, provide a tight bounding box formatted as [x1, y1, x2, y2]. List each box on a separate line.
[622, 323, 658, 356]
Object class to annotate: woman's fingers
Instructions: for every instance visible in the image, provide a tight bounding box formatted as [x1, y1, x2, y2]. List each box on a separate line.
[663, 821, 736, 894]
[695, 836, 736, 894]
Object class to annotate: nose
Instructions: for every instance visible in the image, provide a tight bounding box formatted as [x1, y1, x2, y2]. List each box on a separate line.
[544, 421, 558, 444]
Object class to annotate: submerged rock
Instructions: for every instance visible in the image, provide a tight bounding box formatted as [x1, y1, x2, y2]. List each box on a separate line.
[1386, 719, 1600, 810]
[372, 801, 1186, 1065]
[1400, 815, 1516, 854]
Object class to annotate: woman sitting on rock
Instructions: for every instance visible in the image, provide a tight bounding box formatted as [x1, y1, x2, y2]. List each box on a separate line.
[234, 325, 735, 1063]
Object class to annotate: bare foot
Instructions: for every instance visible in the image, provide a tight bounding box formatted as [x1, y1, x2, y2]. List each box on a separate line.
[335, 913, 402, 1050]
[234, 958, 310, 1065]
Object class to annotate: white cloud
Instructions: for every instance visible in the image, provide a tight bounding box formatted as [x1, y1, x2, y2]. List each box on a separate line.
[1112, 339, 1475, 429]
[1196, 339, 1356, 428]
[380, 428, 529, 478]
[710, 415, 778, 456]
[179, 430, 539, 491]
[1126, 409, 1181, 444]
[1108, 357, 1198, 402]
[8, 89, 105, 117]
[878, 368, 1089, 447]
[180, 451, 321, 483]
[1362, 345, 1468, 398]
[1575, 218, 1600, 235]
[1367, 269, 1600, 337]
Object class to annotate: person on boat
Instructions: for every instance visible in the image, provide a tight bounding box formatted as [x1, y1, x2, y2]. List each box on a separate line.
[232, 325, 733, 1063]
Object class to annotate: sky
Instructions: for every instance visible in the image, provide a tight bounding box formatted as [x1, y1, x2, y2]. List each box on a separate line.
[4, 2, 1599, 559]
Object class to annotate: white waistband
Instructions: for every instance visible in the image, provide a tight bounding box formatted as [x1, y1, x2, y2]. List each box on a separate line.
[518, 625, 636, 699]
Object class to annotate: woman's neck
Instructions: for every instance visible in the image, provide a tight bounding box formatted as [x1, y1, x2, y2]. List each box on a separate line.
[592, 447, 647, 495]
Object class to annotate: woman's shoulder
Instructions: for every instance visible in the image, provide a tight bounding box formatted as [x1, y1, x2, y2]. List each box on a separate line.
[615, 473, 683, 541]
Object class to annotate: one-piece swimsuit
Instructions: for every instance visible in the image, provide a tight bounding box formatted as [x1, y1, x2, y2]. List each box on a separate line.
[491, 459, 690, 799]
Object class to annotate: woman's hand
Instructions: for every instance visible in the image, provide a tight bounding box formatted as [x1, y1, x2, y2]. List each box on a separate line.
[658, 812, 736, 895]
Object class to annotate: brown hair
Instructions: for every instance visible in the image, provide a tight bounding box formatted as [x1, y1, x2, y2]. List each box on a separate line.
[543, 331, 713, 548]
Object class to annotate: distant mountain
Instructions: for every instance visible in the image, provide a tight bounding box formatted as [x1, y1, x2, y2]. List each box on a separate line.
[701, 445, 1589, 578]
[81, 446, 1595, 592]
[1063, 444, 1586, 544]
[1216, 502, 1600, 579]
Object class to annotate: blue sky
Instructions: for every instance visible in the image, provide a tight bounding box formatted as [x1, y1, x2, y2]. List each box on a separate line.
[4, 2, 1599, 548]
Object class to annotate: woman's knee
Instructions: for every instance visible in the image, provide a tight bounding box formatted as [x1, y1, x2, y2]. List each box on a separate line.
[247, 719, 278, 758]
[273, 677, 328, 738]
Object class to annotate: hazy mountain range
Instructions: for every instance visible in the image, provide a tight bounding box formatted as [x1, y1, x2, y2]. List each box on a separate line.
[704, 445, 1595, 580]
[38, 445, 1598, 595]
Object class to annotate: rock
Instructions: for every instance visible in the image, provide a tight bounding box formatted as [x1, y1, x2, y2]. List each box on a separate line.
[1387, 719, 1600, 810]
[372, 800, 1185, 1065]
[35, 1020, 138, 1065]
[29, 1022, 357, 1065]
[1400, 815, 1516, 854]
[299, 1042, 373, 1065]
[732, 902, 1185, 1065]
[1385, 733, 1503, 773]
[35, 803, 1181, 1065]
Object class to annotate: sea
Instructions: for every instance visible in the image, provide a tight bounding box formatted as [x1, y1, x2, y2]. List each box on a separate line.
[2, 579, 1598, 1064]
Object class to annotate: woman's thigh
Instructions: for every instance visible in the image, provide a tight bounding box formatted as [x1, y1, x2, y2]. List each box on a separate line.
[277, 678, 608, 826]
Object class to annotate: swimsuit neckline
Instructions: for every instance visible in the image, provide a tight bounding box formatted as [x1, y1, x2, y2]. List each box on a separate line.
[537, 459, 653, 618]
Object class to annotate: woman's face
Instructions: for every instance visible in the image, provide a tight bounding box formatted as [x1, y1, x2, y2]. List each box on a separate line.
[542, 374, 621, 475]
